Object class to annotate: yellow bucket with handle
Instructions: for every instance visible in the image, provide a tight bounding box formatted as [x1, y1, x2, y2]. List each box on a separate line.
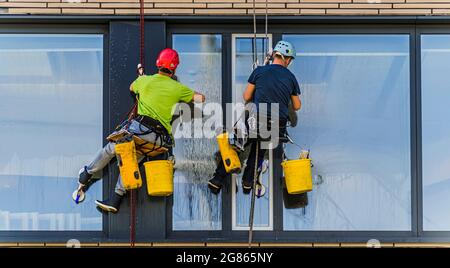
[144, 160, 174, 196]
[282, 159, 313, 194]
[115, 140, 142, 190]
[217, 132, 241, 174]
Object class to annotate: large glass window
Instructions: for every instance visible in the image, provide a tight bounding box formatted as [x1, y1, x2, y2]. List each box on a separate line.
[421, 35, 450, 231]
[0, 34, 103, 231]
[283, 35, 411, 231]
[172, 34, 222, 230]
[232, 35, 273, 230]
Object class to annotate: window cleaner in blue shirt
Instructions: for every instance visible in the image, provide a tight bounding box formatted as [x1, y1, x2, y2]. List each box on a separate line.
[209, 40, 302, 194]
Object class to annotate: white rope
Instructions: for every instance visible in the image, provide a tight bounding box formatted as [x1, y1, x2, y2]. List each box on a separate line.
[265, 0, 268, 52]
[252, 0, 258, 69]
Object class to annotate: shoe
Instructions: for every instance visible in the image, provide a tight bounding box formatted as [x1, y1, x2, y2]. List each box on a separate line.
[95, 193, 123, 213]
[242, 165, 257, 194]
[242, 179, 253, 194]
[208, 174, 224, 195]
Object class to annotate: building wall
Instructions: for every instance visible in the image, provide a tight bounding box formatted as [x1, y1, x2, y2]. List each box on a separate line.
[1, 0, 450, 16]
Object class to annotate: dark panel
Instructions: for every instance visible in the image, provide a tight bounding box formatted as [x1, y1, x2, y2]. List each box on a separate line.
[221, 33, 232, 235]
[108, 20, 167, 241]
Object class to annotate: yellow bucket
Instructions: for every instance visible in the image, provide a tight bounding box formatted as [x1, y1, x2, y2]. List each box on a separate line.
[144, 160, 174, 197]
[282, 159, 313, 194]
[115, 140, 142, 190]
[217, 132, 241, 174]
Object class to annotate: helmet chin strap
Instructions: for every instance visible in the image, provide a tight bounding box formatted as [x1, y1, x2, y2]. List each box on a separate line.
[274, 52, 291, 67]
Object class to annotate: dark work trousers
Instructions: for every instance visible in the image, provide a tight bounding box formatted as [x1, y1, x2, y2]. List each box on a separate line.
[213, 120, 287, 188]
[213, 139, 265, 185]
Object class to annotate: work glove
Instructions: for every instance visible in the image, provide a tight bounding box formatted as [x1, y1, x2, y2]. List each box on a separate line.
[137, 63, 145, 76]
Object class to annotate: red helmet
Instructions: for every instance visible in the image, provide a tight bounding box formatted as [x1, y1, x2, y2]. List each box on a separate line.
[156, 48, 179, 71]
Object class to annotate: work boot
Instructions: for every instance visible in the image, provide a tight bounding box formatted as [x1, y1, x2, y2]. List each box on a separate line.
[95, 193, 123, 214]
[242, 166, 255, 195]
[242, 180, 253, 194]
[208, 174, 225, 195]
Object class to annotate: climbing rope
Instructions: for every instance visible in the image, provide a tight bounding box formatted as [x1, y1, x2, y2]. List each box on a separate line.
[130, 188, 136, 247]
[263, 0, 271, 65]
[248, 140, 260, 247]
[252, 0, 257, 70]
[139, 0, 145, 70]
[128, 0, 146, 248]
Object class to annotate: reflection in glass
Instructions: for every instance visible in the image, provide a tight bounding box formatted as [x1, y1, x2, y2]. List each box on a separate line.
[233, 37, 272, 229]
[283, 35, 411, 231]
[172, 34, 222, 230]
[421, 35, 450, 231]
[0, 34, 103, 231]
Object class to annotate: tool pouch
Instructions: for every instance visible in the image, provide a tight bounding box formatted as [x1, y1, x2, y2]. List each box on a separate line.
[217, 132, 241, 174]
[115, 140, 142, 190]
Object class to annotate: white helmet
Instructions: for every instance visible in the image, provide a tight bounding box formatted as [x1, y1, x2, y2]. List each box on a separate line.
[273, 40, 296, 59]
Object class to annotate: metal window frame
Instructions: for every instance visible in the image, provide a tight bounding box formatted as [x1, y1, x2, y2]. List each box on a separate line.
[230, 33, 274, 231]
[165, 24, 420, 243]
[0, 24, 109, 243]
[271, 26, 418, 242]
[167, 33, 225, 233]
[279, 30, 416, 236]
[415, 26, 450, 239]
[165, 31, 227, 240]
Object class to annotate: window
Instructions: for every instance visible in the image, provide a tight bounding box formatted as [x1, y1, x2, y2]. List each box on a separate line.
[421, 35, 450, 231]
[172, 34, 222, 230]
[283, 35, 411, 231]
[232, 34, 273, 230]
[0, 34, 103, 231]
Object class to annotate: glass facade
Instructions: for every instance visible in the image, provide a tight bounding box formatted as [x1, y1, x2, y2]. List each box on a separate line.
[421, 35, 450, 231]
[1, 24, 449, 240]
[172, 34, 223, 230]
[282, 35, 411, 231]
[0, 34, 103, 231]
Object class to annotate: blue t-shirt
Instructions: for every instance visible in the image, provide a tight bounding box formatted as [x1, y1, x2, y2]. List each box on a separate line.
[248, 64, 301, 120]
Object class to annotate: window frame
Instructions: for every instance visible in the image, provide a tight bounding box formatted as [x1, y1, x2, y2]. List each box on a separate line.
[0, 24, 109, 243]
[416, 26, 450, 240]
[231, 33, 274, 231]
[166, 24, 419, 243]
[169, 33, 225, 232]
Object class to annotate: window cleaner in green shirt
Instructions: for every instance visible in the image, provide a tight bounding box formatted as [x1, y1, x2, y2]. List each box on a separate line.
[73, 48, 205, 214]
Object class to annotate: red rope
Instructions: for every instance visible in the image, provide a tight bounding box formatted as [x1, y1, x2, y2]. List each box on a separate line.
[139, 0, 145, 67]
[129, 0, 145, 248]
[130, 189, 136, 247]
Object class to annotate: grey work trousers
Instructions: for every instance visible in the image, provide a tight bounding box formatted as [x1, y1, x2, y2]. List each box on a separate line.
[85, 119, 165, 196]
